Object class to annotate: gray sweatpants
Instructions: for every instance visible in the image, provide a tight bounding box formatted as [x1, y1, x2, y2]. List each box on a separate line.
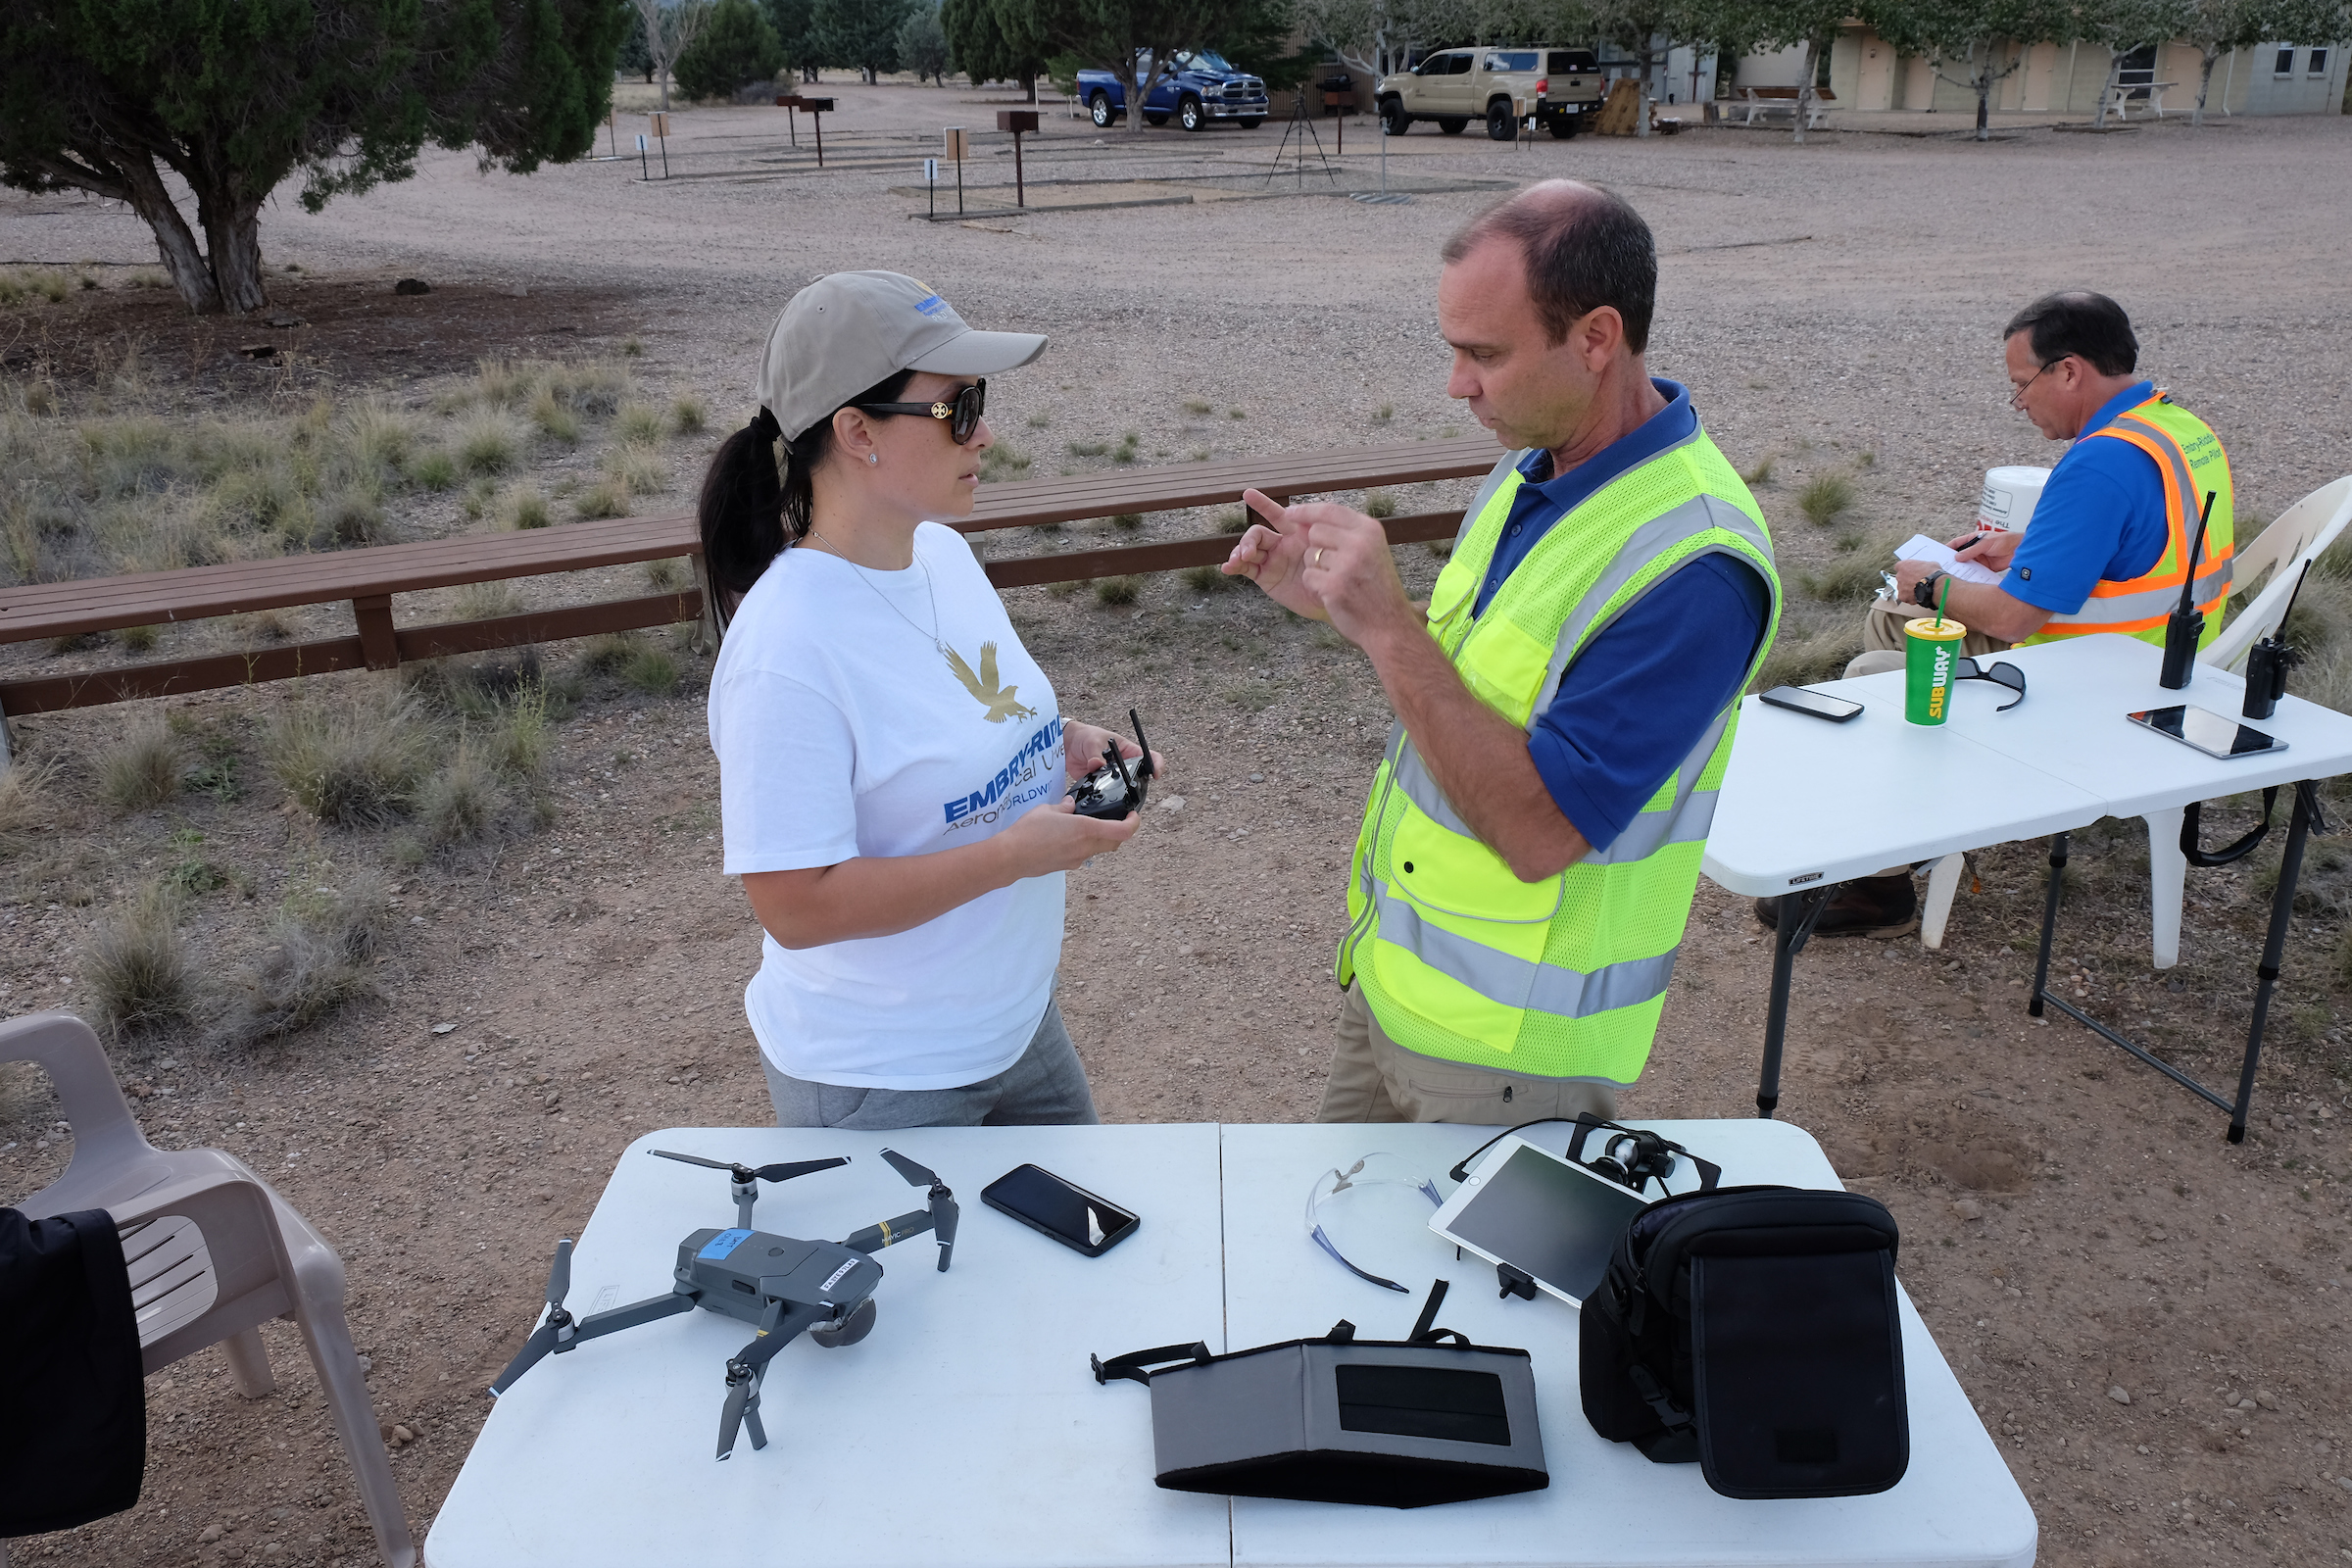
[760, 994, 1100, 1130]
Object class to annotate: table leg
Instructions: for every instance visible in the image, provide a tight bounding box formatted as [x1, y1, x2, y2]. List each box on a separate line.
[2229, 781, 2319, 1144]
[1756, 885, 1833, 1118]
[2028, 831, 2068, 1018]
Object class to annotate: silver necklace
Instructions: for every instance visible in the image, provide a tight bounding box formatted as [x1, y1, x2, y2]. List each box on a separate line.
[805, 527, 945, 655]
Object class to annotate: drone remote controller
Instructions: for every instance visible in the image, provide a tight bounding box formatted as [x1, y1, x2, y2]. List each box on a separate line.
[488, 1147, 957, 1460]
[1068, 708, 1155, 820]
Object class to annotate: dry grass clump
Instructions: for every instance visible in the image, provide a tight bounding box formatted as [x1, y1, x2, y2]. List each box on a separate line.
[670, 395, 708, 435]
[645, 557, 685, 591]
[82, 883, 195, 1037]
[454, 580, 523, 620]
[1182, 563, 1243, 593]
[497, 485, 552, 530]
[0, 758, 57, 855]
[1362, 491, 1397, 519]
[0, 269, 75, 306]
[620, 646, 679, 694]
[264, 686, 433, 825]
[1095, 575, 1142, 606]
[418, 741, 509, 843]
[579, 632, 640, 676]
[614, 401, 666, 446]
[979, 442, 1031, 481]
[1797, 472, 1856, 527]
[450, 407, 528, 476]
[600, 445, 669, 495]
[529, 386, 581, 443]
[99, 714, 183, 813]
[217, 870, 393, 1047]
[439, 358, 631, 418]
[573, 479, 631, 519]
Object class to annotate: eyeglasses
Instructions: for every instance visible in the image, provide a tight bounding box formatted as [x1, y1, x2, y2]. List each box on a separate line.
[856, 378, 986, 444]
[1952, 657, 2027, 710]
[1304, 1153, 1444, 1295]
[2008, 357, 2065, 410]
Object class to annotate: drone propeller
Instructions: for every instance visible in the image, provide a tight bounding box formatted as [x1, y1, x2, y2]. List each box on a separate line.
[650, 1149, 850, 1186]
[488, 1238, 575, 1396]
[715, 1299, 795, 1460]
[880, 1148, 959, 1272]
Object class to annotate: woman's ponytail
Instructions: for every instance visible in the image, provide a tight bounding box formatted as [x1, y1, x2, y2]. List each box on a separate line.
[695, 369, 918, 621]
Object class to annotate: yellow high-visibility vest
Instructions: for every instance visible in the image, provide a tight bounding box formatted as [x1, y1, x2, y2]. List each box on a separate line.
[2020, 393, 2233, 649]
[1337, 429, 1781, 1086]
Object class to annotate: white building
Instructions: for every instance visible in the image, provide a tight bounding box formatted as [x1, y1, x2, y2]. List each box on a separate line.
[1774, 31, 2350, 115]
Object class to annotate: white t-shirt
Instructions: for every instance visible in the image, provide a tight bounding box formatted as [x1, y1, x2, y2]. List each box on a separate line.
[708, 521, 1066, 1090]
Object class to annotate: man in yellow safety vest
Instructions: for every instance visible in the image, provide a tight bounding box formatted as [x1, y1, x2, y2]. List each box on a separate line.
[1763, 291, 2235, 938]
[1225, 180, 1783, 1123]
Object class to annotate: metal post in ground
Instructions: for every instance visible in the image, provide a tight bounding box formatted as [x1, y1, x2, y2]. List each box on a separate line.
[997, 109, 1039, 208]
[925, 157, 938, 218]
[651, 113, 669, 177]
[944, 126, 969, 214]
[805, 98, 833, 167]
[636, 132, 649, 181]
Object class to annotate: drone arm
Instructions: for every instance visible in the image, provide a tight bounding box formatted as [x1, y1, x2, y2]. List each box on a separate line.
[840, 1207, 935, 1255]
[570, 1288, 699, 1345]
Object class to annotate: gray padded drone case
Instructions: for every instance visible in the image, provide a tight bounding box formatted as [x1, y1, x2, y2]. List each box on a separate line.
[1092, 1282, 1546, 1508]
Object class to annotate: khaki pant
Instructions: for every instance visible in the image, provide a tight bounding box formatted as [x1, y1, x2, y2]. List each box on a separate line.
[1844, 596, 2010, 678]
[1316, 984, 1620, 1125]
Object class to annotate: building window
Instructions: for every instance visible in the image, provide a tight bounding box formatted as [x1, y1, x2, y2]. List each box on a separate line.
[2274, 45, 2296, 76]
[2310, 47, 2330, 75]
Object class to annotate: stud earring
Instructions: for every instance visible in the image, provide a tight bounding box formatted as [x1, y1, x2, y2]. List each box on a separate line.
[866, 453, 879, 466]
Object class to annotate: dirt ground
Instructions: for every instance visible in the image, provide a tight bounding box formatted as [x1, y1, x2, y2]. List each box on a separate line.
[4, 84, 2352, 1567]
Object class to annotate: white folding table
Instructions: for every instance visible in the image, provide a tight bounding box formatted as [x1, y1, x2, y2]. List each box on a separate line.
[1703, 633, 2352, 1139]
[424, 1121, 2036, 1568]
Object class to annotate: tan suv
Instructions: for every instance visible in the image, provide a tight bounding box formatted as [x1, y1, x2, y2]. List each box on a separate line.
[1377, 47, 1605, 139]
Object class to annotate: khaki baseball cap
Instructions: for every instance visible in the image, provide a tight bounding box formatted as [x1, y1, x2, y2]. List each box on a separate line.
[755, 270, 1047, 441]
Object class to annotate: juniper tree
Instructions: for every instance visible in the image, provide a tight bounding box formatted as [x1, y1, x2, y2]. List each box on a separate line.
[0, 0, 624, 317]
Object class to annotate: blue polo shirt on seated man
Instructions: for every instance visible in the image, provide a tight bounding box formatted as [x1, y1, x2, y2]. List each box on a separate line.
[2000, 379, 2171, 615]
[1473, 377, 1774, 853]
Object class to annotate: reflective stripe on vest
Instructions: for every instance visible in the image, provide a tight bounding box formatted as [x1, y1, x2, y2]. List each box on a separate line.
[2022, 395, 2233, 648]
[1338, 433, 1782, 1085]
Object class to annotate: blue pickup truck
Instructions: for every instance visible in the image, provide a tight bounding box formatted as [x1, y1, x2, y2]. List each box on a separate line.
[1079, 50, 1269, 131]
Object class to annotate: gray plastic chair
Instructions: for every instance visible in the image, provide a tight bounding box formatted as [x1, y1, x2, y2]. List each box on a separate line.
[1, 1011, 415, 1568]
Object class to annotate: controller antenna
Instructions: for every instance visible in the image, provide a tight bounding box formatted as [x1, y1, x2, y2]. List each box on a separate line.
[1130, 709, 1155, 780]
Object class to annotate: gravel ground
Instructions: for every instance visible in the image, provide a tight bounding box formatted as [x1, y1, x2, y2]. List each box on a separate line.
[4, 87, 2352, 1568]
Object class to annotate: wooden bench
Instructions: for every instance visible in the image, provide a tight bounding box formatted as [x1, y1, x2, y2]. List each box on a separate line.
[0, 435, 1502, 750]
[1727, 85, 1836, 128]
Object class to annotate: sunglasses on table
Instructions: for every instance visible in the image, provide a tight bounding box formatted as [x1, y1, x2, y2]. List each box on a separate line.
[1952, 657, 2027, 710]
[855, 378, 986, 444]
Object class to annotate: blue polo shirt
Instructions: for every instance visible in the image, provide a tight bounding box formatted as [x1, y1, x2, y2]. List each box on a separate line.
[2003, 380, 2174, 614]
[1471, 379, 1772, 853]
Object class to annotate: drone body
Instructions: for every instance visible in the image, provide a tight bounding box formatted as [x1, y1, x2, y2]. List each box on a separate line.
[489, 1147, 956, 1458]
[674, 1227, 883, 1340]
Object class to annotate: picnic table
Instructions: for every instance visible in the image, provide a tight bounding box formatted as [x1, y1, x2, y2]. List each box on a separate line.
[1726, 84, 1836, 127]
[2104, 80, 2178, 120]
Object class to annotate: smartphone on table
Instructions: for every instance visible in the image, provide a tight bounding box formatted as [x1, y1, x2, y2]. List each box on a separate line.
[982, 1164, 1141, 1257]
[1760, 685, 1864, 723]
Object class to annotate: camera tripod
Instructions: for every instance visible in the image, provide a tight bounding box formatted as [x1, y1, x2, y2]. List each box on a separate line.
[1264, 84, 1336, 188]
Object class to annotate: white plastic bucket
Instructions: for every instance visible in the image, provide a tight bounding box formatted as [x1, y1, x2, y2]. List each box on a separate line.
[1977, 466, 2050, 533]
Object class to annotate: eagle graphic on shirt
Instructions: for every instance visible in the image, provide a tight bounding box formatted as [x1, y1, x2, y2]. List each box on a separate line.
[944, 641, 1037, 722]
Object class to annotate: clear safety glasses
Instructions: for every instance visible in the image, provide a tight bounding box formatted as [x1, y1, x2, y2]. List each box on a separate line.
[1304, 1153, 1445, 1295]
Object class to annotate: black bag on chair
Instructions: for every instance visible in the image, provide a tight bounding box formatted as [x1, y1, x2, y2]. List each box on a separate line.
[1580, 1186, 1907, 1499]
[0, 1207, 146, 1534]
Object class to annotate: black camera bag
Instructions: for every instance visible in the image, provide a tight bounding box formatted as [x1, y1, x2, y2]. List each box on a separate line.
[1579, 1185, 1907, 1499]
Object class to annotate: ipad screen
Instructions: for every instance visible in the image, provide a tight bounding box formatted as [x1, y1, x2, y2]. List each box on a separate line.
[1442, 1143, 1650, 1304]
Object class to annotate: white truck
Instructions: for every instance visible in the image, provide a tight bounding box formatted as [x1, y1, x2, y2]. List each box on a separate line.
[1377, 47, 1605, 139]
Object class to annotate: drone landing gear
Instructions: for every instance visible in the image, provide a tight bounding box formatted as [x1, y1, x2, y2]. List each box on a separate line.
[717, 1298, 831, 1459]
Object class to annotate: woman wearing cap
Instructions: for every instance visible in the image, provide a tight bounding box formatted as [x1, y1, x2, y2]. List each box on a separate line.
[701, 271, 1158, 1129]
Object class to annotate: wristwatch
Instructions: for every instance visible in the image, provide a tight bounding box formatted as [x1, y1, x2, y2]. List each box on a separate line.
[1913, 570, 1947, 610]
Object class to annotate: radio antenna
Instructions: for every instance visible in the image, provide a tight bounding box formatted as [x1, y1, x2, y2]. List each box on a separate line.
[2175, 492, 2215, 617]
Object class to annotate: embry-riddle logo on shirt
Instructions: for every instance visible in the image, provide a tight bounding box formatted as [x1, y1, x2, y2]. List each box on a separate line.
[945, 641, 1035, 722]
[943, 712, 1063, 828]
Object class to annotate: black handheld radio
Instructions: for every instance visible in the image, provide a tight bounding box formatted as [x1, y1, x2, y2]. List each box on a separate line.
[2241, 561, 2310, 720]
[2157, 491, 2217, 691]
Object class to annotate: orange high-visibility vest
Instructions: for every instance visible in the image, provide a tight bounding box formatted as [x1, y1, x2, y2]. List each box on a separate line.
[2021, 393, 2233, 648]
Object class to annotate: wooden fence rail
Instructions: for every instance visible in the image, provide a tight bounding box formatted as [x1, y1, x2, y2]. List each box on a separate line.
[0, 436, 1499, 751]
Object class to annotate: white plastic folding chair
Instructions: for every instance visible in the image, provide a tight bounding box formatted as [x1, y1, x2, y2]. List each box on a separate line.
[1919, 474, 2352, 963]
[1, 1011, 415, 1568]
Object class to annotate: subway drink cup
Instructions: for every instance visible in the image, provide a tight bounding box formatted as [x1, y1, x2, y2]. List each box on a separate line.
[1904, 616, 1967, 725]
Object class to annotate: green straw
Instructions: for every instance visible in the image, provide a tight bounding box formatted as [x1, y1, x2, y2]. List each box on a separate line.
[1935, 573, 1949, 630]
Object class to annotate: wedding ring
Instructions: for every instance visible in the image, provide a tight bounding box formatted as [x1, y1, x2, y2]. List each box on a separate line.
[1314, 548, 1327, 567]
